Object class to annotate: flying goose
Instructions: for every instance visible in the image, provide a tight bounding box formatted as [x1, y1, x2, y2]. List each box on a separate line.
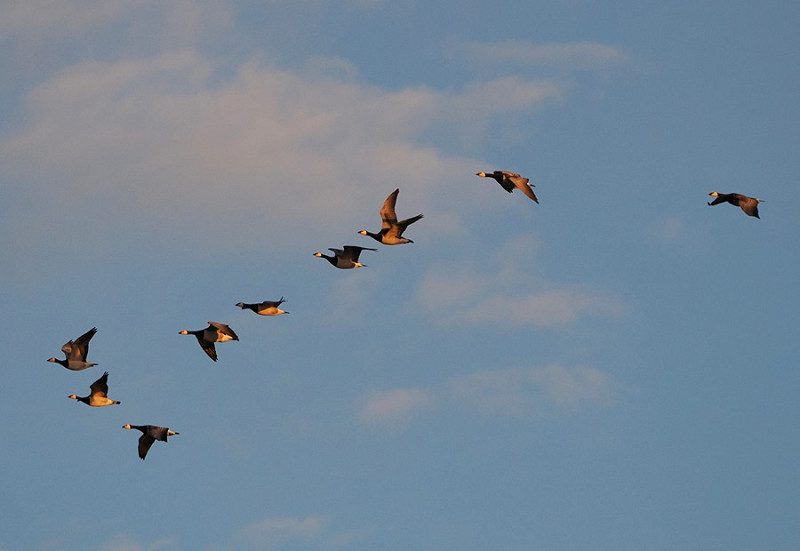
[708, 191, 763, 218]
[236, 298, 289, 316]
[47, 327, 98, 371]
[477, 170, 539, 204]
[358, 188, 424, 245]
[122, 424, 179, 460]
[179, 321, 239, 361]
[314, 245, 376, 269]
[68, 371, 119, 407]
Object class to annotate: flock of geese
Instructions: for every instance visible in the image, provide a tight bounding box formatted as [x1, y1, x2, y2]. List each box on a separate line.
[46, 170, 763, 460]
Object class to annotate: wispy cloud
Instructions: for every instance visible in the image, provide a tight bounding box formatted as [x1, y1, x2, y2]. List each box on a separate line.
[650, 216, 687, 240]
[359, 388, 433, 427]
[415, 235, 627, 328]
[0, 51, 561, 270]
[94, 533, 177, 551]
[460, 289, 627, 326]
[360, 364, 615, 428]
[458, 40, 630, 69]
[448, 364, 613, 417]
[236, 515, 328, 550]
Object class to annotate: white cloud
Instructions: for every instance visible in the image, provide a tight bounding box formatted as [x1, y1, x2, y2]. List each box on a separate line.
[415, 235, 627, 328]
[94, 533, 176, 551]
[359, 388, 433, 427]
[459, 40, 630, 69]
[449, 365, 613, 417]
[0, 51, 561, 267]
[360, 364, 614, 428]
[461, 288, 627, 326]
[236, 515, 328, 550]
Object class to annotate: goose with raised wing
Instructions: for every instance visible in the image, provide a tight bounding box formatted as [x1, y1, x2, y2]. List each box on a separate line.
[477, 170, 538, 204]
[68, 371, 119, 407]
[47, 327, 98, 371]
[359, 188, 424, 245]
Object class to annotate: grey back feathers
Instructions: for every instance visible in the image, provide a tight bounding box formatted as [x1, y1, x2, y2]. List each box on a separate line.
[477, 170, 539, 204]
[708, 191, 763, 218]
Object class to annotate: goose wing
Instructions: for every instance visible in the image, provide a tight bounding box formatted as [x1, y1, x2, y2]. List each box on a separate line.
[493, 171, 517, 193]
[383, 221, 416, 241]
[739, 198, 761, 218]
[342, 245, 376, 261]
[89, 371, 110, 397]
[149, 426, 171, 442]
[60, 341, 74, 356]
[208, 321, 239, 341]
[197, 336, 218, 361]
[396, 213, 424, 231]
[515, 180, 539, 203]
[500, 172, 536, 201]
[137, 432, 156, 460]
[379, 189, 400, 230]
[63, 327, 97, 361]
[741, 204, 760, 218]
[261, 297, 285, 308]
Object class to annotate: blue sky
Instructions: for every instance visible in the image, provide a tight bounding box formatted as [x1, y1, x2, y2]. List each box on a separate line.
[2, 1, 799, 550]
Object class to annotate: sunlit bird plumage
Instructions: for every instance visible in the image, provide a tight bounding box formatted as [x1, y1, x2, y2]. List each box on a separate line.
[314, 245, 376, 269]
[477, 170, 539, 204]
[68, 371, 120, 407]
[122, 424, 179, 460]
[179, 321, 239, 362]
[359, 188, 424, 245]
[47, 327, 99, 371]
[707, 191, 763, 218]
